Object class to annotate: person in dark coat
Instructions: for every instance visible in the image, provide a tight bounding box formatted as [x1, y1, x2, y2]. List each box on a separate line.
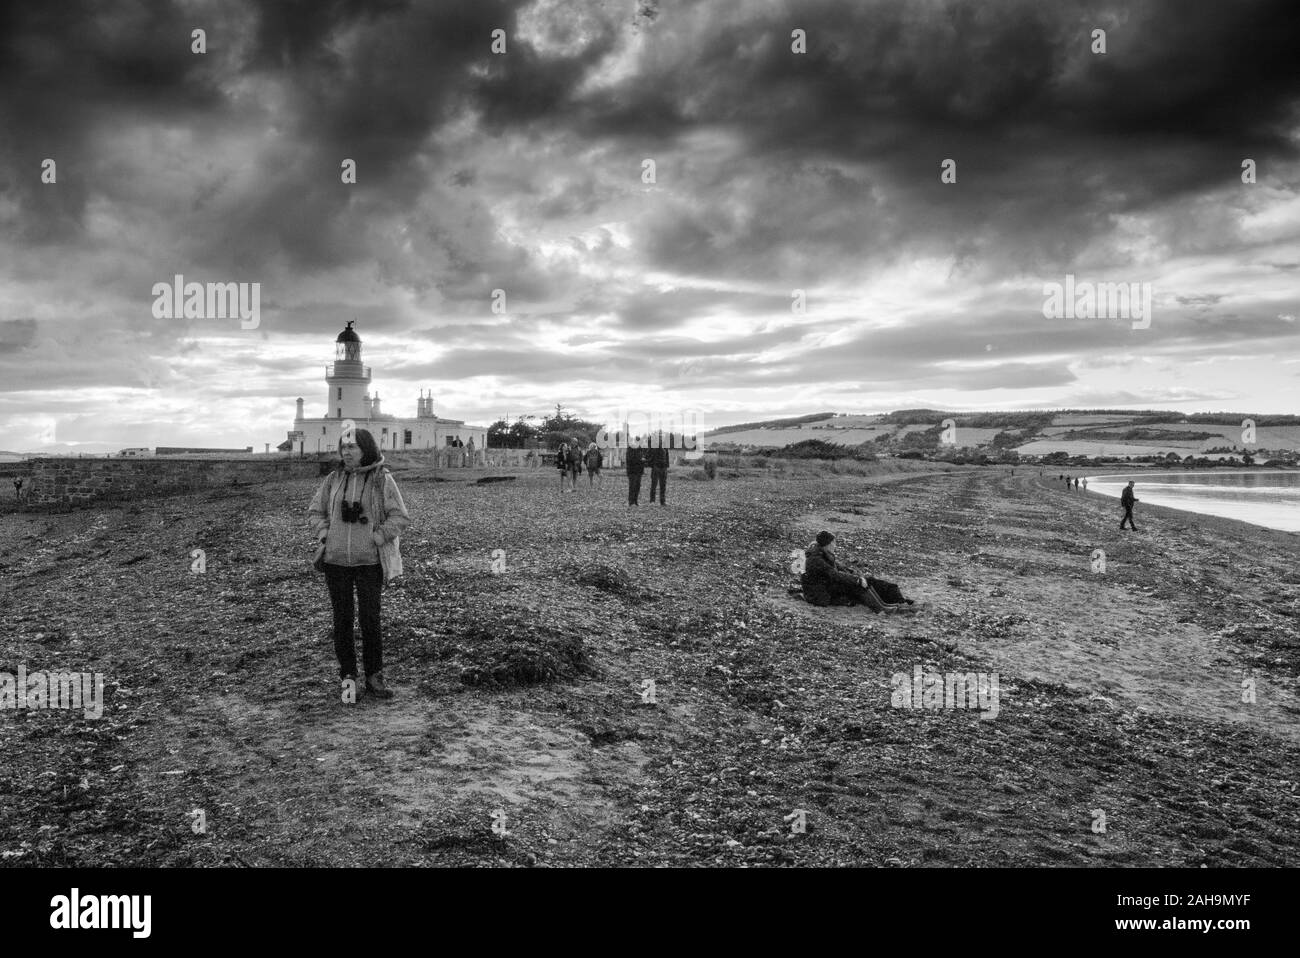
[799, 532, 917, 614]
[1120, 480, 1139, 531]
[569, 436, 583, 489]
[584, 442, 603, 488]
[625, 437, 646, 506]
[647, 442, 669, 505]
[556, 442, 574, 493]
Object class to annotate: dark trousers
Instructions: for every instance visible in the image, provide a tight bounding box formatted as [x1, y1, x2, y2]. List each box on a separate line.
[323, 562, 384, 679]
[1120, 505, 1137, 530]
[828, 580, 887, 612]
[628, 472, 643, 504]
[649, 466, 667, 504]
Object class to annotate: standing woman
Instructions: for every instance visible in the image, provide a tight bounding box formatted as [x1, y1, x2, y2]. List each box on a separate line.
[570, 437, 584, 491]
[308, 428, 411, 700]
[556, 442, 571, 494]
[584, 441, 603, 489]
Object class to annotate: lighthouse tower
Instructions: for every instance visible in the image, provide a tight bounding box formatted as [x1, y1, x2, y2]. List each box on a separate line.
[325, 321, 371, 420]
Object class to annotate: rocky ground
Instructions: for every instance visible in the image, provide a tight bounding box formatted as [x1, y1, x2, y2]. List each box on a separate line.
[1, 462, 1297, 866]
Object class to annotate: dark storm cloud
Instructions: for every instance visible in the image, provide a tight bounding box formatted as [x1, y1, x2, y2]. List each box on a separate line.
[0, 319, 38, 350]
[581, 286, 795, 333]
[0, 0, 232, 242]
[549, 0, 1300, 278]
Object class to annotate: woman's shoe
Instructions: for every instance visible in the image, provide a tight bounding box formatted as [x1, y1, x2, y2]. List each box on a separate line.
[366, 672, 394, 699]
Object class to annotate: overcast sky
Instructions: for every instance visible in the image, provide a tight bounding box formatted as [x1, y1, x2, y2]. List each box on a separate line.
[1, 0, 1297, 451]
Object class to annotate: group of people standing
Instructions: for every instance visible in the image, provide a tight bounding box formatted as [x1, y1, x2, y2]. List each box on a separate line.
[554, 439, 604, 492]
[554, 437, 670, 506]
[624, 440, 669, 507]
[1058, 474, 1087, 491]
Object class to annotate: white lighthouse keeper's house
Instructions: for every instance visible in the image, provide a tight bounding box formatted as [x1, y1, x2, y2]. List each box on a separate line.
[285, 321, 487, 455]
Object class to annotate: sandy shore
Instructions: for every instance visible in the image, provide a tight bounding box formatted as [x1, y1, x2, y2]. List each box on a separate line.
[2, 463, 1297, 866]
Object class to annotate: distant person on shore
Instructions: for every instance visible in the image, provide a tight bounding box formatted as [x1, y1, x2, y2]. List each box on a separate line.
[584, 441, 603, 488]
[1120, 480, 1139, 531]
[12, 477, 21, 501]
[308, 427, 411, 701]
[626, 437, 646, 506]
[800, 532, 919, 614]
[1073, 477, 1079, 491]
[1082, 478, 1088, 491]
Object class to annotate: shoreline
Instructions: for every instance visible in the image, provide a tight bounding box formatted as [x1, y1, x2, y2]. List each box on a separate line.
[1077, 479, 1300, 539]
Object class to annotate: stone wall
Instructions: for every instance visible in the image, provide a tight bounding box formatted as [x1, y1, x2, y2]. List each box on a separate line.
[22, 457, 330, 509]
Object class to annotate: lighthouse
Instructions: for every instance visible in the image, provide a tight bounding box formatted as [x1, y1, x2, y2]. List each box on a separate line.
[324, 321, 371, 420]
[284, 321, 488, 455]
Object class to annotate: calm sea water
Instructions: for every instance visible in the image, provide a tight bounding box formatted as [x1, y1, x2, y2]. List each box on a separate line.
[1087, 470, 1300, 533]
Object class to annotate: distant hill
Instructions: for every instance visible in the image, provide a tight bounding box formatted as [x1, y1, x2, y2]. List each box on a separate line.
[708, 412, 836, 436]
[703, 410, 1300, 461]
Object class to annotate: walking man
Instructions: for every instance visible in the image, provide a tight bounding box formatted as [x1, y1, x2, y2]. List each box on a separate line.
[1120, 480, 1139, 531]
[626, 437, 646, 506]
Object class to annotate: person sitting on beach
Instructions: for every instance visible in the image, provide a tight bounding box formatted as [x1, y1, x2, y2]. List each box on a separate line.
[799, 531, 918, 614]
